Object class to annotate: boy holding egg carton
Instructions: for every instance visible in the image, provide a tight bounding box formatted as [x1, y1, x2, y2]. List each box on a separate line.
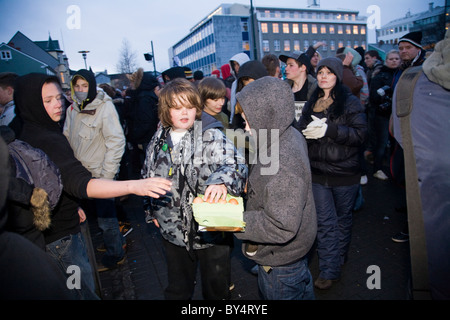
[141, 78, 247, 300]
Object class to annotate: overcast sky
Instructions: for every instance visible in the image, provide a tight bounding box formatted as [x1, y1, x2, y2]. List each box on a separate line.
[0, 0, 444, 74]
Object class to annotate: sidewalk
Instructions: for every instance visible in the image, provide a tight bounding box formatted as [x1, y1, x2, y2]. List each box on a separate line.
[89, 172, 411, 300]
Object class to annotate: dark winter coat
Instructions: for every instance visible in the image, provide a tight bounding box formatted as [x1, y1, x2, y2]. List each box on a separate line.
[14, 73, 92, 244]
[127, 72, 160, 145]
[296, 86, 367, 186]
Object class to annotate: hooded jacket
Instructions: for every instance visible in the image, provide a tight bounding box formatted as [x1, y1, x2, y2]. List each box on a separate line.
[229, 53, 251, 123]
[234, 76, 317, 267]
[14, 73, 92, 244]
[127, 71, 160, 145]
[64, 69, 125, 179]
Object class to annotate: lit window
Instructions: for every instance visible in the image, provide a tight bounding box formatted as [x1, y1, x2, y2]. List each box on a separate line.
[302, 24, 309, 33]
[330, 40, 335, 51]
[321, 25, 326, 34]
[338, 40, 344, 48]
[346, 25, 351, 34]
[284, 40, 290, 51]
[353, 25, 359, 34]
[354, 41, 359, 48]
[329, 25, 335, 34]
[273, 23, 279, 33]
[293, 24, 299, 34]
[283, 23, 290, 33]
[338, 25, 343, 34]
[242, 41, 250, 51]
[261, 23, 268, 33]
[311, 24, 318, 34]
[263, 40, 270, 52]
[361, 26, 366, 35]
[294, 40, 300, 51]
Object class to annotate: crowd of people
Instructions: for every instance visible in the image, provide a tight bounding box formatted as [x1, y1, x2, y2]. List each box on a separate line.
[0, 29, 448, 300]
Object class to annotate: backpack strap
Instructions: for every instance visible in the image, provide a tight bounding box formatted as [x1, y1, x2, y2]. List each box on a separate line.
[395, 66, 431, 300]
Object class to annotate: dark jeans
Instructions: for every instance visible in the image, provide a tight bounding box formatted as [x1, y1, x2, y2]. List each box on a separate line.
[373, 114, 391, 172]
[312, 183, 359, 280]
[162, 239, 231, 300]
[257, 257, 315, 300]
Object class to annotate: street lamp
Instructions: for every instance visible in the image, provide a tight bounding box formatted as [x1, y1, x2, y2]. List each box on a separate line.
[144, 41, 157, 77]
[78, 50, 90, 69]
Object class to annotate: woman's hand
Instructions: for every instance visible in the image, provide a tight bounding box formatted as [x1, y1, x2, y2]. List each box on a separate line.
[203, 184, 228, 203]
[78, 207, 86, 223]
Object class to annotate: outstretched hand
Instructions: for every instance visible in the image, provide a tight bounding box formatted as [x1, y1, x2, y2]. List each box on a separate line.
[138, 177, 173, 198]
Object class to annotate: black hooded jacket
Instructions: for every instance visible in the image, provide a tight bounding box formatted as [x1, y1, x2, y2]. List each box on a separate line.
[71, 69, 97, 110]
[128, 72, 160, 145]
[14, 73, 92, 244]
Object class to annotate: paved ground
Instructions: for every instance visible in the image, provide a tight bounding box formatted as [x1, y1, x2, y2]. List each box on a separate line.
[87, 166, 411, 302]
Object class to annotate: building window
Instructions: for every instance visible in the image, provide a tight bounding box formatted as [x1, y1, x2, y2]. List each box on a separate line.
[302, 24, 309, 34]
[263, 40, 270, 52]
[283, 23, 290, 33]
[330, 40, 336, 51]
[346, 25, 351, 34]
[284, 40, 290, 51]
[338, 40, 344, 48]
[361, 26, 366, 35]
[361, 41, 366, 50]
[311, 24, 318, 34]
[338, 25, 343, 34]
[303, 40, 309, 51]
[321, 25, 327, 34]
[353, 25, 359, 34]
[329, 25, 335, 34]
[293, 23, 299, 34]
[274, 40, 281, 52]
[322, 40, 328, 51]
[273, 23, 279, 33]
[354, 41, 359, 48]
[261, 23, 268, 33]
[0, 50, 12, 60]
[294, 40, 300, 51]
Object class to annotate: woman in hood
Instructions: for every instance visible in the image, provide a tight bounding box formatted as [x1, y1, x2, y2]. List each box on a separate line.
[235, 76, 317, 300]
[297, 57, 367, 290]
[14, 73, 172, 299]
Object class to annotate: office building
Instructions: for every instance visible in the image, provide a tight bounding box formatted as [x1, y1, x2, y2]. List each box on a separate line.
[169, 2, 367, 76]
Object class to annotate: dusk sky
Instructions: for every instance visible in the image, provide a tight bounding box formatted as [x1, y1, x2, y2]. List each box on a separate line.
[0, 0, 444, 73]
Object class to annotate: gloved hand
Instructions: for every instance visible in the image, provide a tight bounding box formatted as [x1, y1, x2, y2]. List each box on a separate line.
[302, 115, 328, 139]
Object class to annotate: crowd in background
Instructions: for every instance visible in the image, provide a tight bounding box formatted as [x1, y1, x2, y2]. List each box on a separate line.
[0, 28, 448, 300]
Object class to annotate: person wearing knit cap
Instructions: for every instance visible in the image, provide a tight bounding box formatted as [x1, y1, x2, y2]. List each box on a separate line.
[183, 67, 194, 82]
[397, 31, 426, 73]
[162, 66, 186, 84]
[296, 56, 367, 290]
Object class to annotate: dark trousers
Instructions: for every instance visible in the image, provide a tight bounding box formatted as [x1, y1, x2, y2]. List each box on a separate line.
[162, 239, 231, 300]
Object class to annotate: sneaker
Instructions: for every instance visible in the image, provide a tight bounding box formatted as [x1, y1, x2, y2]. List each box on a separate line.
[360, 175, 368, 185]
[119, 221, 133, 237]
[314, 277, 339, 290]
[392, 232, 409, 243]
[97, 255, 126, 272]
[373, 170, 389, 181]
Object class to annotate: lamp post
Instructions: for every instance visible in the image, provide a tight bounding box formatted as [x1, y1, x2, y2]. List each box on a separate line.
[144, 41, 157, 77]
[250, 0, 258, 60]
[78, 50, 90, 69]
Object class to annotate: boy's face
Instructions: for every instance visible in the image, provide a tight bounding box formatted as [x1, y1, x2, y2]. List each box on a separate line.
[73, 78, 89, 92]
[204, 98, 225, 116]
[42, 82, 64, 122]
[169, 94, 197, 131]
